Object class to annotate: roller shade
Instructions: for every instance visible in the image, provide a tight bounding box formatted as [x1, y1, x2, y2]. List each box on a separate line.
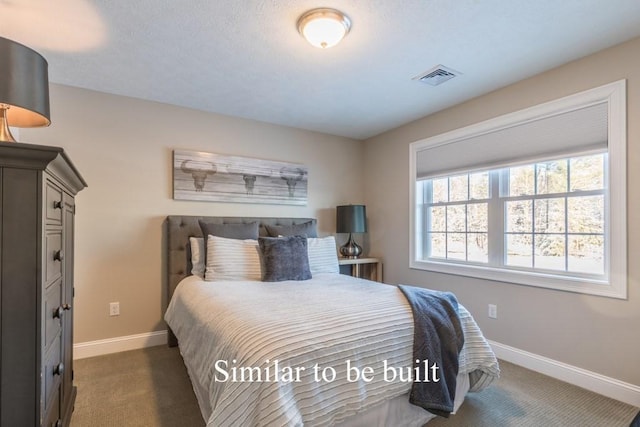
[416, 102, 608, 180]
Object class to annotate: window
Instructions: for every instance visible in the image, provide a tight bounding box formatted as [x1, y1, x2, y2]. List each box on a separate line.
[421, 171, 490, 263]
[410, 81, 627, 298]
[419, 152, 606, 274]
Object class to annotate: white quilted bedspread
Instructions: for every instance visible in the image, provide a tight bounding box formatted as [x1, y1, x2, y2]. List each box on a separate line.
[165, 274, 499, 427]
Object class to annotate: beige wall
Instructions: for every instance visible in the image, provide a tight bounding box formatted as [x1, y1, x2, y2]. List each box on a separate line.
[23, 84, 365, 343]
[364, 37, 640, 385]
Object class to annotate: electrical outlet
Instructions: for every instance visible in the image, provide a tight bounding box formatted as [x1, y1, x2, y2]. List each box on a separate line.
[488, 304, 497, 319]
[109, 302, 120, 316]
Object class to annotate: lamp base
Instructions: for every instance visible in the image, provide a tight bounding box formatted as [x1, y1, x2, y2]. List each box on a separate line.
[339, 233, 362, 259]
[0, 105, 17, 143]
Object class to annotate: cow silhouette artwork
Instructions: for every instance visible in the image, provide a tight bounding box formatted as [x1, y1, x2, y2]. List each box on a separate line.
[181, 160, 217, 192]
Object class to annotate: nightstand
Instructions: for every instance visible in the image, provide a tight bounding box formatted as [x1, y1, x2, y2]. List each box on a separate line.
[338, 257, 383, 282]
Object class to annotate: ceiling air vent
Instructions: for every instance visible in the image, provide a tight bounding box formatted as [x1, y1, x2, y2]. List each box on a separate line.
[413, 65, 461, 86]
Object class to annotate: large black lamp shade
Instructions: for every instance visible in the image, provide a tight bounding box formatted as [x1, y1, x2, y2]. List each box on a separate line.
[336, 205, 367, 258]
[0, 37, 50, 143]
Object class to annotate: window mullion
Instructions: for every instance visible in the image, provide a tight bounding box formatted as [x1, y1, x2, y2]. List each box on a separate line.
[564, 196, 569, 271]
[465, 175, 469, 262]
[423, 182, 431, 259]
[564, 162, 570, 272]
[487, 170, 503, 267]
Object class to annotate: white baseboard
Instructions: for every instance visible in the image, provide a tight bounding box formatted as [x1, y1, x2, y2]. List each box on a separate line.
[489, 340, 640, 408]
[74, 330, 168, 360]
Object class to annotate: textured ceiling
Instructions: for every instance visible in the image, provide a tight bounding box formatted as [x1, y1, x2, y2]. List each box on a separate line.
[2, 0, 640, 140]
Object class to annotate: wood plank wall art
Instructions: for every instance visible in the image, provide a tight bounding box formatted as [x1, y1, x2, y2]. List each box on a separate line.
[173, 150, 308, 205]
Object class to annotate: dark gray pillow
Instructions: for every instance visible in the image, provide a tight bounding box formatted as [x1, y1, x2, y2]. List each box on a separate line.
[198, 221, 259, 240]
[265, 220, 318, 238]
[258, 236, 311, 282]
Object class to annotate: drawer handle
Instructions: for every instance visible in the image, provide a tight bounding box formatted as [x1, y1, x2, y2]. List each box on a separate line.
[53, 306, 64, 319]
[55, 420, 63, 427]
[54, 250, 64, 261]
[63, 303, 72, 311]
[53, 200, 63, 210]
[53, 362, 64, 376]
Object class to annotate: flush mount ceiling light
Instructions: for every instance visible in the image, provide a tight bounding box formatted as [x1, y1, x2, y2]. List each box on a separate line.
[297, 8, 351, 49]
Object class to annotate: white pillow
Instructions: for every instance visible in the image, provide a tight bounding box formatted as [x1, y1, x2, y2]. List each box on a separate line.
[189, 237, 205, 277]
[204, 235, 261, 281]
[307, 236, 339, 275]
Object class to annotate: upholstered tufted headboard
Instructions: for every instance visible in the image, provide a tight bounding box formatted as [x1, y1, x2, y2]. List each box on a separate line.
[164, 215, 315, 346]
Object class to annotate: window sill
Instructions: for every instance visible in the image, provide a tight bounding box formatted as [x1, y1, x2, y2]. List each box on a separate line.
[410, 259, 626, 299]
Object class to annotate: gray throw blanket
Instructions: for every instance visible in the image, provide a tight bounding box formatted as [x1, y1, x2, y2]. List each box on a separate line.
[398, 285, 465, 418]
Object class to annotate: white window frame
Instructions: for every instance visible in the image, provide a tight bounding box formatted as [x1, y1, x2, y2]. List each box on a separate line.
[409, 80, 627, 299]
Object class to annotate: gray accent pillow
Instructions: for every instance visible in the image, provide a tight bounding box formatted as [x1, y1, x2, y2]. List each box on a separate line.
[258, 236, 312, 282]
[265, 220, 318, 238]
[198, 221, 259, 240]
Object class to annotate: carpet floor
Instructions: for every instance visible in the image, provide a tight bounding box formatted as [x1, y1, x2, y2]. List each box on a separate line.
[70, 346, 639, 427]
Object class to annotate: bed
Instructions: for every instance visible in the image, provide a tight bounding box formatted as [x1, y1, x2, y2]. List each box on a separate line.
[164, 215, 499, 426]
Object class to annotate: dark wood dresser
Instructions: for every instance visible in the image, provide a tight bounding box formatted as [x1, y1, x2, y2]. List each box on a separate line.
[0, 142, 86, 427]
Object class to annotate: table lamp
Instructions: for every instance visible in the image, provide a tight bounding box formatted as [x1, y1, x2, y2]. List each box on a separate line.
[0, 37, 50, 143]
[336, 205, 367, 258]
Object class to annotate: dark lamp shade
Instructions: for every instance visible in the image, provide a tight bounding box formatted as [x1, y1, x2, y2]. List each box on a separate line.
[336, 205, 367, 233]
[0, 37, 50, 127]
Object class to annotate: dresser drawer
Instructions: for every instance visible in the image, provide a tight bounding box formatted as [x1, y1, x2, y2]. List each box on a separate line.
[43, 334, 62, 410]
[45, 230, 63, 286]
[44, 280, 63, 350]
[42, 384, 61, 427]
[45, 180, 64, 225]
